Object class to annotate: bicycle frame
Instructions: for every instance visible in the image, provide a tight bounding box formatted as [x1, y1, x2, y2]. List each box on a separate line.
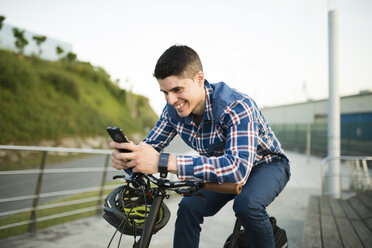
[137, 189, 166, 248]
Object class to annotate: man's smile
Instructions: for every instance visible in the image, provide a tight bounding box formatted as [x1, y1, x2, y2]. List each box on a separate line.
[174, 101, 186, 110]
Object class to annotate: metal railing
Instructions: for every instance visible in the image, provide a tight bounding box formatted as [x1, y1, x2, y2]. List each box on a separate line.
[321, 155, 372, 198]
[0, 145, 120, 235]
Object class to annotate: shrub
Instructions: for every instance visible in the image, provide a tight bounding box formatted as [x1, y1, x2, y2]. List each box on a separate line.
[41, 70, 80, 100]
[0, 50, 35, 92]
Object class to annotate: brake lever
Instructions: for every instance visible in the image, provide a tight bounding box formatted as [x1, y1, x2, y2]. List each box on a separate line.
[131, 173, 147, 188]
[174, 185, 200, 197]
[113, 173, 146, 188]
[113, 175, 126, 180]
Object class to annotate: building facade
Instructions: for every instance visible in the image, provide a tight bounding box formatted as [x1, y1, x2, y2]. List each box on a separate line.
[0, 23, 72, 61]
[262, 91, 372, 156]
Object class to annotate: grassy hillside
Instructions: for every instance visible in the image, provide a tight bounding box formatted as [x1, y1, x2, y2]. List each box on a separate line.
[0, 49, 158, 145]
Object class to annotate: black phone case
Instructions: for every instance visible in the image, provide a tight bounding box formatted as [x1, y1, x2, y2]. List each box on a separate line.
[107, 127, 130, 153]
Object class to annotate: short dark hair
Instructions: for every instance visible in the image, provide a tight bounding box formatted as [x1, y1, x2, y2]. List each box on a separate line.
[153, 45, 203, 80]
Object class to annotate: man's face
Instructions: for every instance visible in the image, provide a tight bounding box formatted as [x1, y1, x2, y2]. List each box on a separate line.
[157, 73, 205, 118]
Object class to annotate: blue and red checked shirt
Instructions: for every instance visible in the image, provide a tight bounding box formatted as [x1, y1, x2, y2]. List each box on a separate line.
[144, 80, 288, 185]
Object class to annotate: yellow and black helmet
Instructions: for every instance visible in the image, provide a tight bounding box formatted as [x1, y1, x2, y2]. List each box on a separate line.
[103, 185, 170, 236]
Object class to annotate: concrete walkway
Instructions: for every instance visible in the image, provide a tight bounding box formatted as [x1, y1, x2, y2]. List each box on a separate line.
[0, 148, 323, 248]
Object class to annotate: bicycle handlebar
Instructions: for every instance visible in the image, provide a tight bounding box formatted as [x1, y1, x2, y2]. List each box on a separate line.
[115, 173, 242, 195]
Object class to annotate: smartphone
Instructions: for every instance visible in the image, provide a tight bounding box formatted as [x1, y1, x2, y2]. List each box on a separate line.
[106, 127, 131, 153]
[107, 126, 133, 176]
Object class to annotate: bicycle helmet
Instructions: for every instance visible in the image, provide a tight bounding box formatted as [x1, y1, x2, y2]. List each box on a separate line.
[103, 184, 170, 236]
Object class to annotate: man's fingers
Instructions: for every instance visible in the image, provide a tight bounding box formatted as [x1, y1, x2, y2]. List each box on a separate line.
[126, 160, 136, 169]
[111, 155, 125, 164]
[112, 163, 124, 170]
[119, 151, 136, 162]
[109, 141, 116, 149]
[111, 142, 137, 152]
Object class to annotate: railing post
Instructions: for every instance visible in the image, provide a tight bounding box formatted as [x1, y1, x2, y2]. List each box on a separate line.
[355, 160, 363, 190]
[28, 151, 47, 235]
[362, 160, 371, 189]
[306, 124, 311, 165]
[321, 159, 326, 195]
[96, 154, 110, 215]
[347, 161, 356, 191]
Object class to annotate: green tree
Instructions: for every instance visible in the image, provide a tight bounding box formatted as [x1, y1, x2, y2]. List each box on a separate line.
[56, 45, 64, 59]
[32, 35, 47, 57]
[12, 27, 28, 57]
[66, 51, 77, 62]
[0, 16, 5, 44]
[0, 15, 5, 30]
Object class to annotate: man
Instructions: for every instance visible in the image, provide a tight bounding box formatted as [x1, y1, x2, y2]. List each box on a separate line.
[110, 45, 290, 248]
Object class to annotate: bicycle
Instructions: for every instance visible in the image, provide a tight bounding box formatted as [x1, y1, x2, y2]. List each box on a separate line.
[103, 172, 287, 248]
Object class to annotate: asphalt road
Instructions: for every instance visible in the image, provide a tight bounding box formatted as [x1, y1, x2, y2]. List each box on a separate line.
[0, 155, 121, 212]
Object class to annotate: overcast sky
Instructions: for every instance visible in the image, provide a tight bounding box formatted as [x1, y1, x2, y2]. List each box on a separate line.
[1, 0, 371, 115]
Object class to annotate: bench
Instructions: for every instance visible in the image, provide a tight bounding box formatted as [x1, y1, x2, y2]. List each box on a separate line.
[302, 190, 372, 248]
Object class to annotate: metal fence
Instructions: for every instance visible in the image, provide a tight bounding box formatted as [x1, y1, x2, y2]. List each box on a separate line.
[321, 155, 372, 198]
[271, 123, 372, 156]
[0, 145, 119, 235]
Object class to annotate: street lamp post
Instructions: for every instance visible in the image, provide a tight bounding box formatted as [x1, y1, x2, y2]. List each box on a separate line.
[327, 8, 341, 198]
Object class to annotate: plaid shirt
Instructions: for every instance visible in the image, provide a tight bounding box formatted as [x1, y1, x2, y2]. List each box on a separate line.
[144, 80, 288, 184]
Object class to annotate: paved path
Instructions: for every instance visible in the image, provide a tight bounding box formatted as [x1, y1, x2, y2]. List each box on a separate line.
[0, 137, 323, 247]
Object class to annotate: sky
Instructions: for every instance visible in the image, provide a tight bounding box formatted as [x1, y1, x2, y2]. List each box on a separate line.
[1, 0, 371, 115]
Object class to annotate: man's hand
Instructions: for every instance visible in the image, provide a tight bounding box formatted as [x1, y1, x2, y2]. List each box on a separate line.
[109, 141, 132, 170]
[109, 141, 160, 174]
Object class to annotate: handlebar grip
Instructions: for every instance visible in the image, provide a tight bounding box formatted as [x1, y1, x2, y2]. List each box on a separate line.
[204, 183, 242, 194]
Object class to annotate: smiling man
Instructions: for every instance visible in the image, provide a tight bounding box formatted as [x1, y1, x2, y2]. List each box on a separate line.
[110, 45, 291, 248]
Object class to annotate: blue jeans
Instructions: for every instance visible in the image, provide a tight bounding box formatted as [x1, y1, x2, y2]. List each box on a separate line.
[173, 158, 290, 248]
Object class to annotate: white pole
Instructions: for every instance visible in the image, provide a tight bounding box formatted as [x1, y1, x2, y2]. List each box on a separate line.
[327, 9, 341, 198]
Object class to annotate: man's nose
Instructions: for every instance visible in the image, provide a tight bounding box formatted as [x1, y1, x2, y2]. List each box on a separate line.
[166, 93, 177, 105]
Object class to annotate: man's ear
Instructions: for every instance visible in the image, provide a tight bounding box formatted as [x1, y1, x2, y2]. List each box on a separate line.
[195, 71, 205, 86]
